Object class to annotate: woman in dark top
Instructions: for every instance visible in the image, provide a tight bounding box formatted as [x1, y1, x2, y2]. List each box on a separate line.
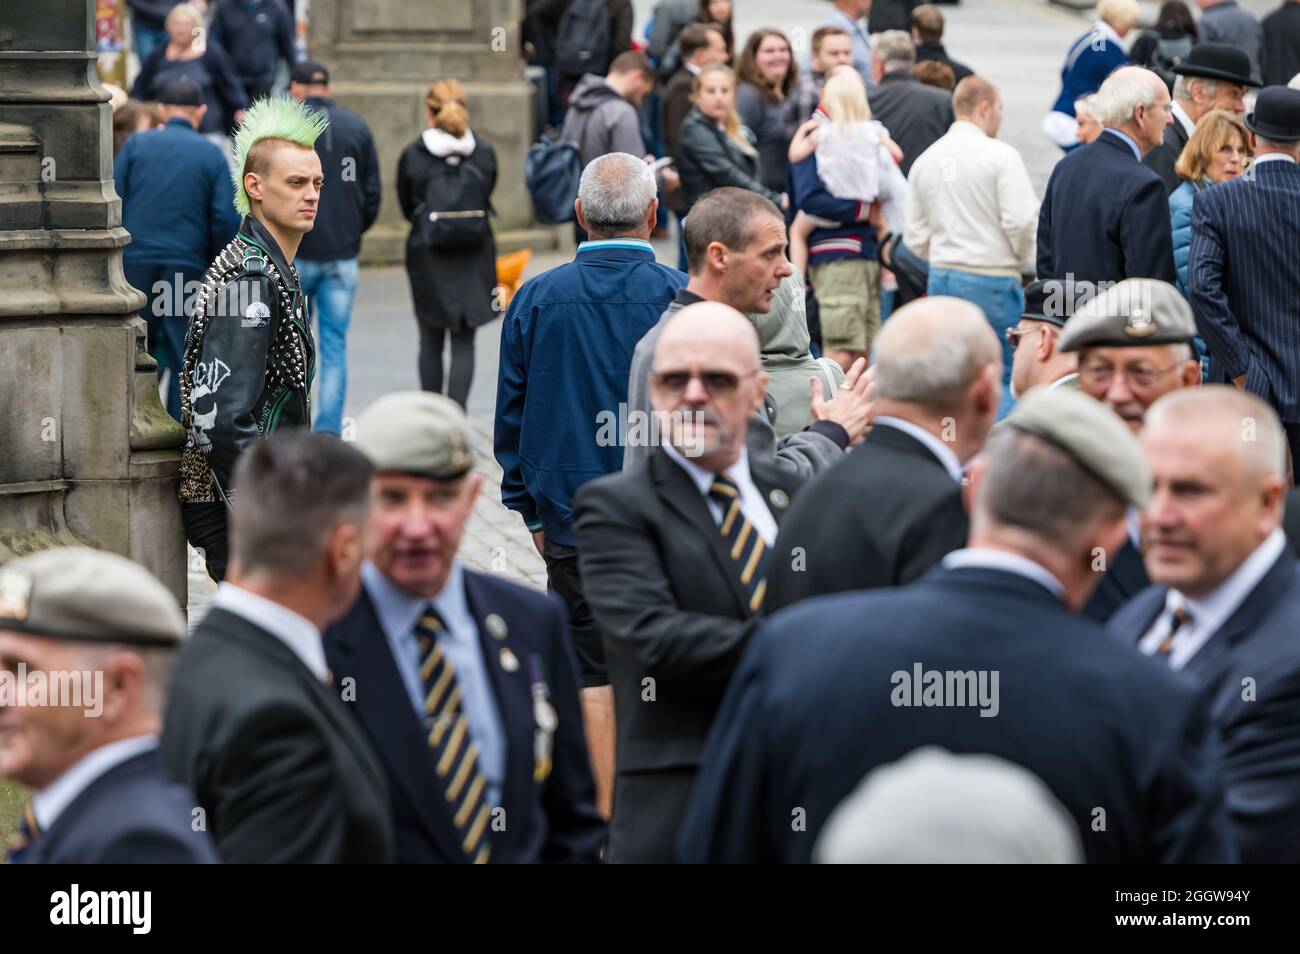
[735, 28, 797, 196]
[674, 64, 786, 214]
[396, 79, 498, 408]
[131, 3, 248, 136]
[699, 0, 735, 63]
[1129, 0, 1198, 90]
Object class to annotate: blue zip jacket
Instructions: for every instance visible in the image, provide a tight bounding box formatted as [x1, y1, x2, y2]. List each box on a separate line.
[495, 240, 687, 545]
[1169, 178, 1199, 297]
[1051, 26, 1129, 116]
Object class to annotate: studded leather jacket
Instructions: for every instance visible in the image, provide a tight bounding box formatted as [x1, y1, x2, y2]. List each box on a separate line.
[179, 215, 315, 505]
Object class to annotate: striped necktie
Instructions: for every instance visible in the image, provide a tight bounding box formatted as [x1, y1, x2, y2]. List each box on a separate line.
[415, 607, 492, 864]
[1156, 604, 1193, 658]
[5, 801, 38, 864]
[707, 474, 769, 614]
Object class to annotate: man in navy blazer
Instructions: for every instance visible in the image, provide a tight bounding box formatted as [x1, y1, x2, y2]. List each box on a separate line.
[1109, 388, 1300, 863]
[679, 388, 1236, 864]
[1, 548, 216, 864]
[1037, 67, 1177, 285]
[324, 392, 604, 864]
[1188, 86, 1300, 476]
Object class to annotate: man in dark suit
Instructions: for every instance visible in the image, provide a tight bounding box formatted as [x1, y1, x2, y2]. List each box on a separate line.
[660, 24, 728, 160]
[911, 4, 973, 85]
[324, 392, 604, 863]
[1189, 86, 1300, 477]
[1037, 66, 1177, 284]
[1261, 0, 1300, 87]
[0, 548, 215, 864]
[1057, 279, 1202, 620]
[574, 303, 802, 862]
[680, 388, 1236, 863]
[1110, 387, 1300, 863]
[1143, 44, 1255, 193]
[765, 296, 1002, 612]
[163, 431, 394, 863]
[867, 29, 954, 175]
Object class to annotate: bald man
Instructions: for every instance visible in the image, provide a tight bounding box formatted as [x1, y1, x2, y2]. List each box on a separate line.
[573, 303, 803, 863]
[1109, 387, 1300, 863]
[765, 296, 1003, 611]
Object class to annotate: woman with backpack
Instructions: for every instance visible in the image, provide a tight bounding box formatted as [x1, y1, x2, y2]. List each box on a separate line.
[1129, 1, 1199, 92]
[397, 79, 498, 408]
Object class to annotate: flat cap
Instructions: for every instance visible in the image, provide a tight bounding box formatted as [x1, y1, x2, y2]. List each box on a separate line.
[0, 548, 185, 647]
[290, 59, 330, 86]
[1001, 387, 1151, 508]
[353, 391, 475, 480]
[1021, 279, 1091, 328]
[1057, 278, 1196, 352]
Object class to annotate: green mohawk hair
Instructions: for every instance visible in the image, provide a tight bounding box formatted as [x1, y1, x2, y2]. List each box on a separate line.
[231, 97, 330, 214]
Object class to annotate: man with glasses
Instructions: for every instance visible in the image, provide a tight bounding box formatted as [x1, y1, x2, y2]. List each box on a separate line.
[574, 303, 802, 863]
[1006, 280, 1083, 399]
[1058, 278, 1201, 620]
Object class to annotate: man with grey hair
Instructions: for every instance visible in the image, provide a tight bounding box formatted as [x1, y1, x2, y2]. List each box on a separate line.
[765, 296, 1002, 611]
[1037, 66, 1176, 284]
[867, 29, 954, 176]
[495, 152, 686, 817]
[682, 387, 1236, 863]
[1110, 386, 1300, 863]
[1144, 43, 1256, 193]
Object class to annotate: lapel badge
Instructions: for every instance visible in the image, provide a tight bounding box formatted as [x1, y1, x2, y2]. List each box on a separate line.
[768, 488, 790, 510]
[0, 569, 32, 621]
[499, 646, 520, 672]
[1123, 306, 1156, 338]
[485, 614, 508, 640]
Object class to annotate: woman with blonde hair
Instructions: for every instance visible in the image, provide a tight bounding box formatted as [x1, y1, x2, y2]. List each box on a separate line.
[1169, 109, 1252, 296]
[673, 63, 786, 214]
[396, 79, 498, 407]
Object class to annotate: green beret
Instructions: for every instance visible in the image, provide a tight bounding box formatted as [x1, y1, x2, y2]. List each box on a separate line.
[352, 391, 475, 480]
[1057, 278, 1196, 352]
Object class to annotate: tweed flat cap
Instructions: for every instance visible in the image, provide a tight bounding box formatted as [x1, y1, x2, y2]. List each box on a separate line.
[0, 548, 185, 647]
[1057, 279, 1196, 352]
[1001, 387, 1151, 508]
[352, 391, 475, 480]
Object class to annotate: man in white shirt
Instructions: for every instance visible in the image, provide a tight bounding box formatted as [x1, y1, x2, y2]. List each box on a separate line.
[1109, 386, 1300, 863]
[0, 548, 215, 864]
[906, 76, 1039, 418]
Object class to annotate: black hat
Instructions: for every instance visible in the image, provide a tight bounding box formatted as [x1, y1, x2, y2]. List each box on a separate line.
[157, 76, 203, 107]
[1022, 279, 1087, 328]
[1172, 42, 1260, 88]
[1245, 86, 1300, 141]
[290, 59, 330, 86]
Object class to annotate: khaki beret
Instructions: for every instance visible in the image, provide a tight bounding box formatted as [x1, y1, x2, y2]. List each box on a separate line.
[352, 391, 475, 480]
[0, 548, 185, 647]
[1057, 278, 1196, 352]
[1001, 387, 1151, 508]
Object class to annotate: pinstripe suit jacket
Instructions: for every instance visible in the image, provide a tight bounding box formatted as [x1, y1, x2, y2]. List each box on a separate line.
[1189, 158, 1300, 421]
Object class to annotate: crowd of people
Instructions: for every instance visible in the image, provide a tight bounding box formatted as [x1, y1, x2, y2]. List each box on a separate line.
[6, 0, 1300, 865]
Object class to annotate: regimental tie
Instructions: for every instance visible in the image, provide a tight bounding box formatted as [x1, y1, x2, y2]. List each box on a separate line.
[5, 800, 38, 864]
[708, 474, 769, 614]
[416, 607, 492, 864]
[1156, 604, 1193, 657]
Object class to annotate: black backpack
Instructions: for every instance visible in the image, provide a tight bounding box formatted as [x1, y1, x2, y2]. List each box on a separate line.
[413, 154, 491, 252]
[555, 0, 611, 78]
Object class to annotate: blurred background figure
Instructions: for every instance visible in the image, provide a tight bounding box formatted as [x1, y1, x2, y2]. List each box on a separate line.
[783, 26, 853, 139]
[1128, 0, 1198, 91]
[815, 748, 1082, 864]
[209, 0, 297, 102]
[912, 60, 955, 92]
[398, 80, 497, 410]
[1196, 0, 1261, 84]
[735, 27, 797, 200]
[820, 0, 876, 89]
[1042, 0, 1139, 151]
[662, 23, 729, 160]
[868, 29, 954, 177]
[1073, 94, 1102, 145]
[111, 97, 161, 157]
[553, 0, 635, 107]
[1262, 0, 1300, 87]
[911, 4, 972, 85]
[125, 0, 184, 65]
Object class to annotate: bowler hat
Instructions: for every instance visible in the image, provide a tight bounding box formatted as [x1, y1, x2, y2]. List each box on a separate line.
[1244, 86, 1300, 142]
[1172, 42, 1260, 88]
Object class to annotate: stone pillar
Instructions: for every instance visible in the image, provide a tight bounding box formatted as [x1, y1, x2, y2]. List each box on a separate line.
[308, 0, 557, 264]
[0, 0, 187, 603]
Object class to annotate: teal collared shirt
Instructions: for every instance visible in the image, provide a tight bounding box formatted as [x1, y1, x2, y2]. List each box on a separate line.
[361, 560, 505, 805]
[576, 238, 655, 254]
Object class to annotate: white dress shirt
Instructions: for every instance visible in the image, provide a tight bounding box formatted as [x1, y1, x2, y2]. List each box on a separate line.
[212, 582, 329, 682]
[663, 444, 777, 545]
[1253, 153, 1299, 167]
[873, 416, 965, 483]
[1172, 101, 1197, 138]
[32, 735, 159, 831]
[905, 120, 1041, 276]
[942, 548, 1067, 599]
[1139, 529, 1287, 669]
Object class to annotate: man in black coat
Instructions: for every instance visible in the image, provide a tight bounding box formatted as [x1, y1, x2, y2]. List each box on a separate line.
[209, 0, 297, 102]
[1262, 1, 1300, 87]
[0, 549, 216, 864]
[765, 296, 1002, 612]
[1144, 43, 1256, 194]
[1037, 66, 1177, 284]
[680, 388, 1236, 864]
[866, 29, 954, 175]
[1109, 387, 1300, 863]
[163, 431, 394, 863]
[574, 303, 802, 862]
[911, 4, 972, 85]
[324, 392, 604, 863]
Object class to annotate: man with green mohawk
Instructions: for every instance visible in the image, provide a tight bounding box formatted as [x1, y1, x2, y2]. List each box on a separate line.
[179, 97, 329, 583]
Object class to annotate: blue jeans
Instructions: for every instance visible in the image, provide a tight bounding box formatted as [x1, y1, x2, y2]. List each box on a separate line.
[298, 257, 359, 434]
[124, 260, 201, 421]
[927, 267, 1023, 420]
[132, 23, 168, 65]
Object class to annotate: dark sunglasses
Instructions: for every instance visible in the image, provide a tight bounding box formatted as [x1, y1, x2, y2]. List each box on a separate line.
[653, 369, 758, 397]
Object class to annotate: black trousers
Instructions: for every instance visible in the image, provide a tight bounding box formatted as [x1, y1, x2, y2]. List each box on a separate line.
[184, 501, 229, 583]
[541, 538, 608, 688]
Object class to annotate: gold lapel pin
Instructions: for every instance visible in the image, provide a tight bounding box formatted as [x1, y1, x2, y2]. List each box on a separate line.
[769, 488, 790, 510]
[485, 613, 508, 640]
[499, 647, 520, 672]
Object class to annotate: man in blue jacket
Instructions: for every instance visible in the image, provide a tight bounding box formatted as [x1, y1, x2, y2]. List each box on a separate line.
[116, 77, 242, 419]
[495, 152, 686, 816]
